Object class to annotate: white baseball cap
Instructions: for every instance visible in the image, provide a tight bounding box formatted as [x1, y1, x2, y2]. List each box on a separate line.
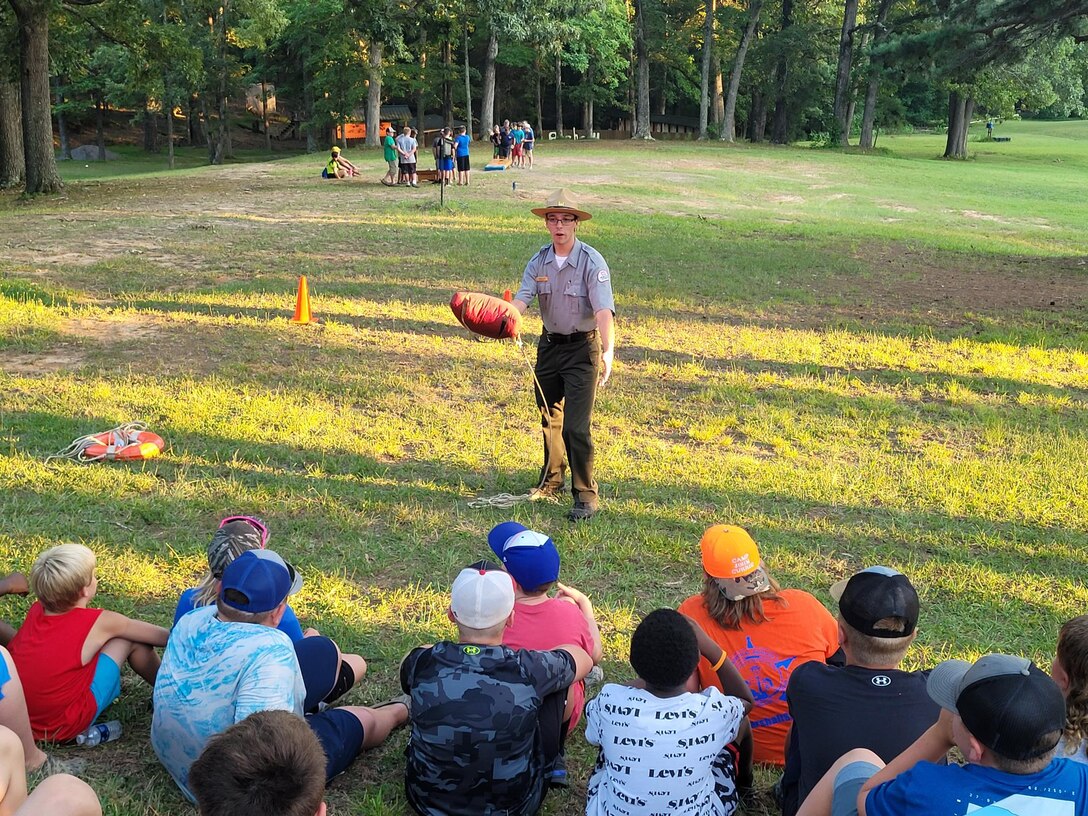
[450, 566, 515, 629]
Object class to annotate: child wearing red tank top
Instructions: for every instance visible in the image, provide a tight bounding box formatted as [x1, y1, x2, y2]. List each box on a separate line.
[8, 544, 169, 742]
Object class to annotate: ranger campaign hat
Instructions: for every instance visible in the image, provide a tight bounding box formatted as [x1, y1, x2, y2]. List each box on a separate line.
[531, 189, 592, 221]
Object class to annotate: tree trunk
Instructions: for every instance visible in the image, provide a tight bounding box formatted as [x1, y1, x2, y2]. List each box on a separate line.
[771, 0, 793, 144]
[859, 0, 893, 150]
[832, 0, 859, 147]
[749, 90, 767, 141]
[462, 25, 472, 137]
[162, 6, 175, 168]
[187, 96, 199, 146]
[12, 1, 63, 193]
[416, 27, 427, 139]
[144, 102, 159, 153]
[54, 76, 70, 161]
[480, 28, 498, 138]
[211, 0, 233, 164]
[712, 56, 724, 125]
[535, 58, 543, 135]
[698, 0, 715, 139]
[584, 63, 595, 135]
[366, 40, 383, 146]
[554, 54, 563, 135]
[95, 97, 106, 160]
[944, 90, 974, 159]
[723, 0, 762, 142]
[261, 80, 271, 153]
[165, 88, 175, 169]
[442, 39, 453, 125]
[632, 0, 652, 139]
[0, 76, 25, 189]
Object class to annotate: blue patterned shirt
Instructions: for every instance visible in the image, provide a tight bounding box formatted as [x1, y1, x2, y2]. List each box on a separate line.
[151, 606, 305, 801]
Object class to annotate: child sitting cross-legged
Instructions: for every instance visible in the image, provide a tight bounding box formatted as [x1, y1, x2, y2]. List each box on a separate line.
[585, 608, 755, 816]
[173, 516, 367, 714]
[8, 543, 168, 742]
[488, 521, 603, 786]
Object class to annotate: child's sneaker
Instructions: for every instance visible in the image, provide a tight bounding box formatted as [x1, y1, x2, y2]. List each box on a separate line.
[30, 753, 88, 780]
[547, 753, 569, 788]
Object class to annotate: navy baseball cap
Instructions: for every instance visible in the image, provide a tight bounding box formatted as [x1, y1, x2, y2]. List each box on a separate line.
[487, 521, 560, 590]
[220, 550, 303, 614]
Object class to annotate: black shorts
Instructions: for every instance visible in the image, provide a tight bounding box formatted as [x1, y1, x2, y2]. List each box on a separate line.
[306, 708, 364, 780]
[456, 155, 470, 171]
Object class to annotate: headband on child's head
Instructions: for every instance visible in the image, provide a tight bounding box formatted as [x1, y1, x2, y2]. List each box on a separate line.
[218, 515, 270, 548]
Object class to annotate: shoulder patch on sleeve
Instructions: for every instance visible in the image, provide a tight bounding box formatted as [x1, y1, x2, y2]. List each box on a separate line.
[597, 268, 610, 283]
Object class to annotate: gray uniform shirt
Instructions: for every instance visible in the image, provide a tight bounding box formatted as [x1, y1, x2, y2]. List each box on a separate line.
[515, 239, 615, 335]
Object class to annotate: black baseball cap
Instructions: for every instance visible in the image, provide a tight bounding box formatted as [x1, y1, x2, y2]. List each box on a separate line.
[927, 654, 1066, 761]
[831, 566, 919, 638]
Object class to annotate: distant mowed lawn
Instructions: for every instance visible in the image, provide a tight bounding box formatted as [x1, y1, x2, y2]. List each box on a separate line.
[1, 119, 1087, 815]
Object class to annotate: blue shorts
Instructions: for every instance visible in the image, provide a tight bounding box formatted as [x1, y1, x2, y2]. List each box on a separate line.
[439, 157, 454, 171]
[831, 761, 880, 816]
[90, 654, 122, 719]
[294, 637, 356, 713]
[0, 652, 10, 701]
[306, 708, 364, 780]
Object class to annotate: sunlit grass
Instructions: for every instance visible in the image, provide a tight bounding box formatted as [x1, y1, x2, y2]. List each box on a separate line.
[0, 119, 1086, 814]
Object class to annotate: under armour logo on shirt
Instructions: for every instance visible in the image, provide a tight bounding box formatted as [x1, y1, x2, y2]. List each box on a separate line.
[871, 675, 892, 687]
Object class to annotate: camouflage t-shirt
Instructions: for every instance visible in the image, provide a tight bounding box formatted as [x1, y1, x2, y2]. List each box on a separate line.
[400, 641, 576, 815]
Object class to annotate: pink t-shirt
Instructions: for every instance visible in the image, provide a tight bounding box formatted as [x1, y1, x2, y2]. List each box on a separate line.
[503, 598, 594, 728]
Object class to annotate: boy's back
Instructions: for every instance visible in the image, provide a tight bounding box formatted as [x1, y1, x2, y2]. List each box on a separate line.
[783, 567, 936, 814]
[504, 597, 594, 724]
[782, 662, 938, 814]
[400, 640, 575, 816]
[586, 683, 746, 816]
[865, 755, 1088, 815]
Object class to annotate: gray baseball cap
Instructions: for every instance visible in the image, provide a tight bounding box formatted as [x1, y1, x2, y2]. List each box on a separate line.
[926, 654, 1066, 761]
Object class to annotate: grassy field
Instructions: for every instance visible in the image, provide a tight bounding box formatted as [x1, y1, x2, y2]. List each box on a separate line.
[0, 118, 1086, 815]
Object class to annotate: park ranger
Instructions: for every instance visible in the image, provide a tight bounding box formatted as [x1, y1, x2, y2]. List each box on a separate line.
[512, 189, 616, 522]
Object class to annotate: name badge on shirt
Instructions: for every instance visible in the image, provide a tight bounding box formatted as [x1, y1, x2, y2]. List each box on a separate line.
[535, 276, 549, 282]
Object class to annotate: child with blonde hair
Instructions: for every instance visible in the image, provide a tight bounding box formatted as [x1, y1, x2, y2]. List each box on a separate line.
[8, 543, 168, 742]
[1053, 614, 1088, 763]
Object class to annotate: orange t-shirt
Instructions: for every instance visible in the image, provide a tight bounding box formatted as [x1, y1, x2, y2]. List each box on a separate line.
[677, 589, 838, 766]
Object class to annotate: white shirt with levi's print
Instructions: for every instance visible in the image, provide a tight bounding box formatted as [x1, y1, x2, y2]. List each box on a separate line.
[585, 683, 746, 816]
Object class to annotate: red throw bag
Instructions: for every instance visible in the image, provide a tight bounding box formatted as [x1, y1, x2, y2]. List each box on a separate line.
[450, 291, 522, 340]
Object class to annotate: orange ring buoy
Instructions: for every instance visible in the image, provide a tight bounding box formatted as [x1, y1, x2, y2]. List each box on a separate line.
[83, 430, 165, 461]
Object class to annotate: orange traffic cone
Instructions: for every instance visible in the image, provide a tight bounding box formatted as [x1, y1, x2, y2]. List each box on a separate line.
[291, 275, 313, 324]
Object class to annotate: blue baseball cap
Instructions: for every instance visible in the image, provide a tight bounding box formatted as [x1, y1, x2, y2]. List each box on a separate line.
[220, 550, 303, 614]
[487, 522, 560, 590]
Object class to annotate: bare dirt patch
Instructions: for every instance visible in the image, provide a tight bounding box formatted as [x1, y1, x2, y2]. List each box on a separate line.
[1, 315, 164, 375]
[827, 244, 1088, 317]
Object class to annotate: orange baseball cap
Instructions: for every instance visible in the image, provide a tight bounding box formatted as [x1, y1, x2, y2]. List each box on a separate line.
[700, 525, 771, 600]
